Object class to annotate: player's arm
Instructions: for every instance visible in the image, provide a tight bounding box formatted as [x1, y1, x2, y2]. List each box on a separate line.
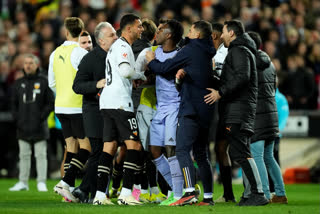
[48, 51, 56, 94]
[146, 47, 189, 75]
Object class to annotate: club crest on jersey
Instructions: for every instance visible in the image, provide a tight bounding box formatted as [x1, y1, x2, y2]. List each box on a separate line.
[34, 83, 40, 89]
[122, 53, 128, 59]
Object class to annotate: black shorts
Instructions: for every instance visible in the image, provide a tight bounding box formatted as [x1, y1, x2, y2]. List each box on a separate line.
[56, 113, 86, 139]
[101, 109, 140, 143]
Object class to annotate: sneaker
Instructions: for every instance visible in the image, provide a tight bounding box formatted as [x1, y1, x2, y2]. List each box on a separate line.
[9, 181, 29, 191]
[37, 182, 48, 192]
[169, 191, 198, 206]
[132, 188, 141, 201]
[215, 195, 237, 203]
[93, 197, 114, 205]
[160, 192, 176, 206]
[197, 198, 215, 206]
[53, 181, 79, 203]
[109, 187, 121, 199]
[139, 193, 151, 203]
[239, 193, 269, 206]
[149, 192, 166, 203]
[117, 195, 143, 205]
[271, 195, 288, 204]
[195, 184, 201, 199]
[72, 187, 89, 203]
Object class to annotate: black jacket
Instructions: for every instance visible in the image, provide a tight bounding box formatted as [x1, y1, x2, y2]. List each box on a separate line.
[73, 45, 106, 138]
[11, 70, 54, 141]
[251, 50, 279, 142]
[218, 33, 258, 134]
[148, 38, 216, 128]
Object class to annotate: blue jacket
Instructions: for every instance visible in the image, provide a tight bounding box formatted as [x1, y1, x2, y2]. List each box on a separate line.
[275, 88, 289, 134]
[148, 38, 216, 128]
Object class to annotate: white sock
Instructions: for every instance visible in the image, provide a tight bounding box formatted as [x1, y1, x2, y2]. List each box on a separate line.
[120, 187, 132, 197]
[141, 189, 149, 194]
[60, 180, 69, 187]
[133, 184, 141, 190]
[204, 193, 213, 199]
[150, 186, 159, 195]
[167, 190, 172, 198]
[185, 187, 195, 193]
[95, 191, 106, 199]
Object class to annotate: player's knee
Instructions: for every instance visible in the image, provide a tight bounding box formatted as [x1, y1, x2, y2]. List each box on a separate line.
[165, 145, 176, 158]
[150, 146, 162, 159]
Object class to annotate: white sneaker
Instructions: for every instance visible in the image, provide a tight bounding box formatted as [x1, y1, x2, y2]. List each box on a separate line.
[53, 181, 79, 203]
[9, 181, 29, 191]
[117, 195, 143, 205]
[37, 182, 48, 192]
[93, 197, 114, 205]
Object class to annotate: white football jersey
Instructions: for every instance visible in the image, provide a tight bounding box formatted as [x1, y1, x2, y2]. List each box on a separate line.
[213, 43, 228, 76]
[99, 38, 136, 112]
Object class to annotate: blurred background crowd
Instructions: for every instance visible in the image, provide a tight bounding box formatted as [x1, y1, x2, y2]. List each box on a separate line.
[0, 0, 319, 177]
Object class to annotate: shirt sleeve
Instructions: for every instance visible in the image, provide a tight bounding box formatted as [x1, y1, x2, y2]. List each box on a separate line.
[117, 43, 131, 66]
[135, 48, 150, 73]
[48, 51, 56, 94]
[71, 47, 88, 71]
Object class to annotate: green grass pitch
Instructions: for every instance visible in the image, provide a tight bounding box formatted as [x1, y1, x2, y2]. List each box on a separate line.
[0, 179, 319, 214]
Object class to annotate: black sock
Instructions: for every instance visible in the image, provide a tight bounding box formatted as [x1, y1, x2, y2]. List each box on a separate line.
[63, 149, 90, 186]
[64, 152, 75, 175]
[158, 172, 171, 195]
[220, 165, 235, 199]
[97, 152, 114, 192]
[123, 149, 140, 190]
[136, 151, 148, 190]
[112, 160, 123, 189]
[146, 154, 157, 188]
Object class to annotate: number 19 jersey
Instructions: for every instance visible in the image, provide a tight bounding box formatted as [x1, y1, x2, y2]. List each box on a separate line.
[99, 38, 136, 112]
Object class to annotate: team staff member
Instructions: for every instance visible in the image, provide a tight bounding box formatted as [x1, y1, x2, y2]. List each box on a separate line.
[204, 20, 268, 206]
[146, 20, 216, 206]
[10, 54, 54, 192]
[93, 13, 145, 206]
[72, 22, 118, 202]
[49, 17, 91, 203]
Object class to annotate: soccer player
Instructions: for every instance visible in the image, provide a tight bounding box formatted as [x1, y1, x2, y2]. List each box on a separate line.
[141, 19, 185, 205]
[79, 30, 93, 51]
[49, 17, 91, 202]
[93, 13, 145, 206]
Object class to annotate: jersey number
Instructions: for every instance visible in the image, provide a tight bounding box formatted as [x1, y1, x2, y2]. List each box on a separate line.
[128, 118, 137, 130]
[106, 60, 112, 85]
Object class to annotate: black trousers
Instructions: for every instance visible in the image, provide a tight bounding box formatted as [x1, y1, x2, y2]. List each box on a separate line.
[223, 123, 262, 194]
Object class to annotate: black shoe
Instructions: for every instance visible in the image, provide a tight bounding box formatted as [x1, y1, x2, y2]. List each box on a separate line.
[239, 193, 269, 206]
[237, 196, 248, 206]
[197, 198, 215, 206]
[72, 187, 89, 203]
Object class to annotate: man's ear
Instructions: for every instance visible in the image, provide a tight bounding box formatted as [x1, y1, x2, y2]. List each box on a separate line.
[230, 30, 235, 38]
[212, 33, 217, 40]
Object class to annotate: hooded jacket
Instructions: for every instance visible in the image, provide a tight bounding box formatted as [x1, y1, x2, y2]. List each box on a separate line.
[218, 33, 258, 134]
[11, 69, 54, 141]
[148, 38, 216, 128]
[251, 50, 279, 142]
